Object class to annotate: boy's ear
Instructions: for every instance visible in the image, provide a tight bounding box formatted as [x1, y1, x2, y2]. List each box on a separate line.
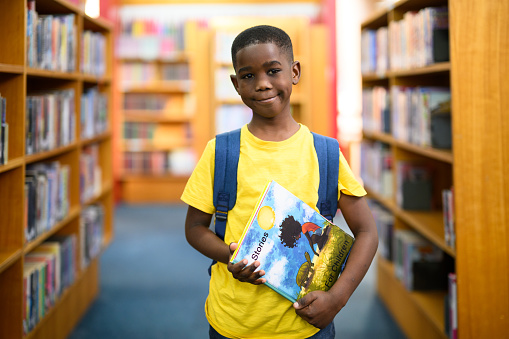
[292, 61, 301, 85]
[230, 74, 239, 94]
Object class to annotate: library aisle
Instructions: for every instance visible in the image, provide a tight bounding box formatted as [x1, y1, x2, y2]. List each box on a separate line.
[68, 204, 406, 339]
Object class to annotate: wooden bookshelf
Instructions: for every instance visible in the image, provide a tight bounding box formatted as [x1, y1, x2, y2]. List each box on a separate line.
[208, 17, 332, 138]
[361, 0, 509, 338]
[116, 20, 210, 203]
[0, 0, 114, 338]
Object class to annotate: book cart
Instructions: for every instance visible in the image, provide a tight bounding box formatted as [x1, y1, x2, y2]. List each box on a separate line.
[0, 0, 114, 338]
[360, 0, 508, 338]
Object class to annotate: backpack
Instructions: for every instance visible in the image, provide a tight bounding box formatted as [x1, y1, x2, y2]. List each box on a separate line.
[210, 128, 340, 275]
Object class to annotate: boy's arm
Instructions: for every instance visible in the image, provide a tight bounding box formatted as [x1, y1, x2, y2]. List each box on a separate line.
[185, 205, 230, 264]
[294, 194, 378, 329]
[185, 205, 267, 285]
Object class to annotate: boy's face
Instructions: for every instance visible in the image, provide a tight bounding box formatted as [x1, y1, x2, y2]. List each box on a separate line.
[230, 43, 300, 119]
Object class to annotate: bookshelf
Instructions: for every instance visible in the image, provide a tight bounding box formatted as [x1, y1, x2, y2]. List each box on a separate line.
[116, 19, 210, 203]
[0, 0, 114, 338]
[208, 17, 332, 138]
[360, 0, 509, 338]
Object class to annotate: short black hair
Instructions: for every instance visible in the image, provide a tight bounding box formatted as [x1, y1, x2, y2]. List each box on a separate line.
[231, 25, 294, 70]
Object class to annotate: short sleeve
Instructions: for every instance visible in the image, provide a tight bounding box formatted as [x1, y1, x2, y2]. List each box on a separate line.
[338, 151, 367, 198]
[180, 139, 216, 214]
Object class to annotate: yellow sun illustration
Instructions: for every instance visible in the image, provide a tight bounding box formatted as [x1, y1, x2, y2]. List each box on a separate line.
[257, 206, 275, 230]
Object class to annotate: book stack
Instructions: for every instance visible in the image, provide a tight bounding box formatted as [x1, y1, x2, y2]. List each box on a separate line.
[80, 204, 104, 269]
[23, 235, 77, 335]
[445, 272, 458, 338]
[26, 0, 76, 72]
[215, 104, 252, 134]
[0, 94, 7, 165]
[24, 162, 70, 243]
[26, 89, 76, 155]
[81, 87, 109, 139]
[394, 229, 448, 291]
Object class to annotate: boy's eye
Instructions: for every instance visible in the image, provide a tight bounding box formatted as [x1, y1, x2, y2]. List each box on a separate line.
[241, 73, 253, 79]
[268, 69, 281, 75]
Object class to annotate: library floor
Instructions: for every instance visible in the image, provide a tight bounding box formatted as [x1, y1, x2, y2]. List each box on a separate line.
[68, 204, 406, 339]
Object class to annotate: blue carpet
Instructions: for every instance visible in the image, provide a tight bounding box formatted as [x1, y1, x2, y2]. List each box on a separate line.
[68, 204, 406, 339]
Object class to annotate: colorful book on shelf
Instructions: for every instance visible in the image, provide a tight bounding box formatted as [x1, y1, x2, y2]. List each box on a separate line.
[230, 180, 355, 303]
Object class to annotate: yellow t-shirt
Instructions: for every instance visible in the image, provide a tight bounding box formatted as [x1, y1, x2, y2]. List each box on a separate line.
[181, 124, 366, 339]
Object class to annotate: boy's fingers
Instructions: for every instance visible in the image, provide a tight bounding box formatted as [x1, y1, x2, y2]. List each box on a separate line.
[229, 242, 238, 253]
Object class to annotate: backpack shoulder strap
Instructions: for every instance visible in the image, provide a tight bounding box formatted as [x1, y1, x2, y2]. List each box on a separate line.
[312, 132, 340, 221]
[213, 128, 241, 241]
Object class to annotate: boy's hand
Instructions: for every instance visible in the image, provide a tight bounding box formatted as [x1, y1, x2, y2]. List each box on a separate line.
[293, 291, 342, 329]
[227, 243, 266, 285]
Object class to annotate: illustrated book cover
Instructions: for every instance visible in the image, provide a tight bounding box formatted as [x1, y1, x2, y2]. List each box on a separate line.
[230, 180, 355, 303]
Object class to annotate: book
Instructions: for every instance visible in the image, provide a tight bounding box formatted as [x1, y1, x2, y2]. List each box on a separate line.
[230, 180, 355, 303]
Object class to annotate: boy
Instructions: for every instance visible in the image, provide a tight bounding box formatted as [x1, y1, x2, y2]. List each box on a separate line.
[182, 25, 378, 338]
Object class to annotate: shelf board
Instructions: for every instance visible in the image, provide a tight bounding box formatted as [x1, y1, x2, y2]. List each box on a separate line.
[35, 0, 81, 14]
[121, 81, 193, 93]
[82, 74, 111, 84]
[0, 63, 24, 74]
[23, 206, 81, 254]
[388, 62, 450, 77]
[119, 53, 190, 63]
[27, 68, 80, 80]
[378, 256, 448, 336]
[122, 141, 191, 152]
[25, 143, 78, 165]
[366, 186, 455, 257]
[363, 130, 453, 163]
[0, 157, 24, 174]
[0, 249, 22, 275]
[81, 131, 112, 146]
[123, 111, 192, 123]
[83, 15, 113, 31]
[121, 174, 189, 182]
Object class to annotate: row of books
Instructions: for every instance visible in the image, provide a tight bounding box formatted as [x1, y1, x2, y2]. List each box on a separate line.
[123, 93, 194, 115]
[123, 148, 196, 176]
[215, 104, 252, 134]
[389, 7, 449, 71]
[26, 89, 76, 155]
[445, 273, 458, 339]
[215, 31, 237, 64]
[81, 204, 104, 269]
[23, 235, 77, 335]
[120, 63, 190, 88]
[81, 30, 106, 77]
[396, 161, 433, 211]
[391, 86, 451, 149]
[124, 123, 191, 149]
[369, 200, 394, 262]
[117, 19, 189, 59]
[394, 229, 452, 291]
[0, 95, 7, 165]
[80, 144, 102, 203]
[81, 87, 108, 139]
[361, 7, 449, 74]
[124, 122, 157, 139]
[362, 86, 390, 134]
[26, 0, 76, 72]
[360, 140, 393, 199]
[24, 161, 70, 243]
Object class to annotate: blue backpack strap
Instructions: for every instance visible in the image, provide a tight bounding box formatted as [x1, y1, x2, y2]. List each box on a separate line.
[210, 128, 241, 275]
[312, 132, 340, 221]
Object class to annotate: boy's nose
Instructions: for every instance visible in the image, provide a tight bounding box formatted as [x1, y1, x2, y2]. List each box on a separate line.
[255, 76, 272, 91]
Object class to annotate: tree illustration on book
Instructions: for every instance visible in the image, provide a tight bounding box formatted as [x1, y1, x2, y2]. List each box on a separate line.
[230, 181, 354, 303]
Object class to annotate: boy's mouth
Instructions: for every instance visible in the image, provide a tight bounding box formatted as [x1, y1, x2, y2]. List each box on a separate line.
[256, 95, 277, 103]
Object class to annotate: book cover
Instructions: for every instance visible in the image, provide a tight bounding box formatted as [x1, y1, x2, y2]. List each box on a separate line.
[230, 180, 355, 303]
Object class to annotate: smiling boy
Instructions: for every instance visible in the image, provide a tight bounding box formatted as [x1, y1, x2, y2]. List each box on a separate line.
[182, 25, 378, 338]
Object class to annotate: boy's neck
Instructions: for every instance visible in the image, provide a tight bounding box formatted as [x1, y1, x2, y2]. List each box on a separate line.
[247, 116, 300, 142]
